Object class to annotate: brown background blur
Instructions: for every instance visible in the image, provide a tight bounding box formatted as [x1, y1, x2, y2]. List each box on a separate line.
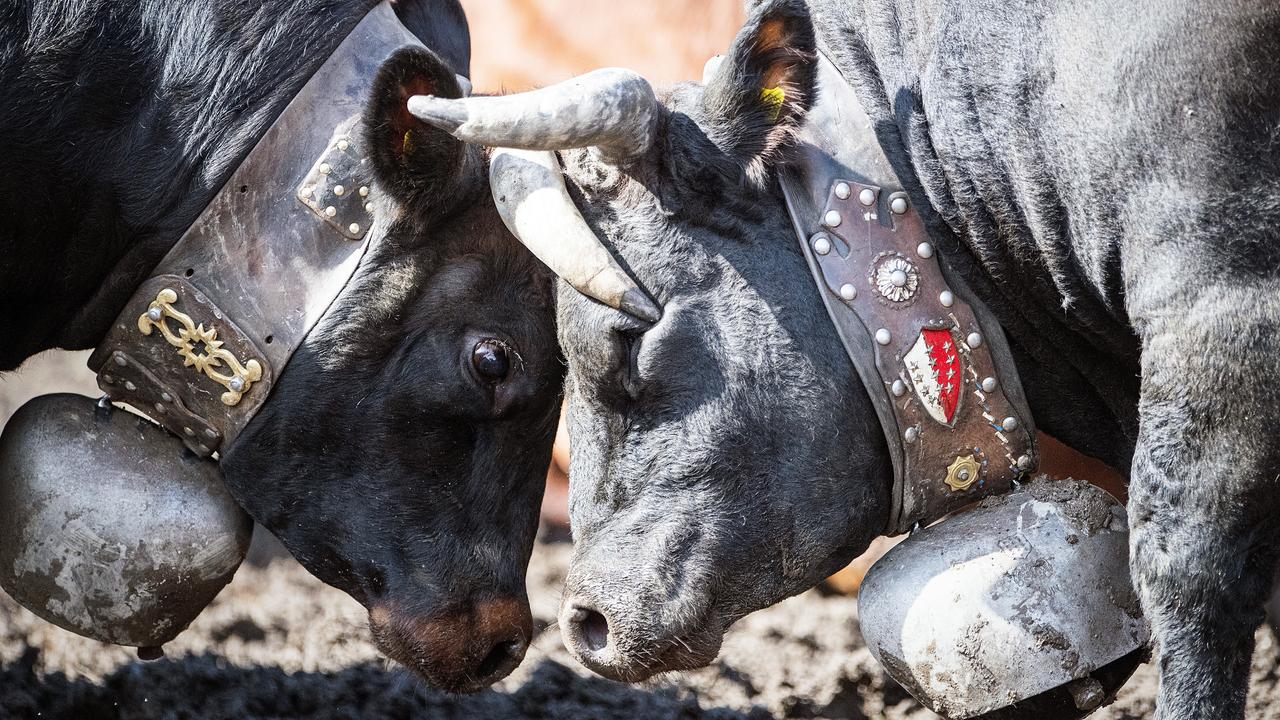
[459, 0, 745, 93]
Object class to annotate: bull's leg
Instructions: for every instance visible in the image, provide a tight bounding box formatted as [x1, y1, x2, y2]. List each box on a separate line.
[1129, 299, 1280, 719]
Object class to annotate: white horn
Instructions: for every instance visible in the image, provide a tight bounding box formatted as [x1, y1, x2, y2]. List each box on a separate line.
[408, 68, 658, 165]
[489, 148, 661, 323]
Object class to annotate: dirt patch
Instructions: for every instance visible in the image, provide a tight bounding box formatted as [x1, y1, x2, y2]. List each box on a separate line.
[979, 475, 1118, 536]
[2, 530, 1279, 719]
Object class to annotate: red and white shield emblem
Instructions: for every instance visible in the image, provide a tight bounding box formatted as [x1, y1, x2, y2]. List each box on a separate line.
[903, 328, 964, 427]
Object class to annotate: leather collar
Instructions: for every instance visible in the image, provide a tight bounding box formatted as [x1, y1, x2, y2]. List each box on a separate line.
[87, 2, 421, 457]
[780, 51, 1039, 535]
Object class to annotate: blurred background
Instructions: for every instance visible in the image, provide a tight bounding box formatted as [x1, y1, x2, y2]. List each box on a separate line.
[462, 0, 745, 91]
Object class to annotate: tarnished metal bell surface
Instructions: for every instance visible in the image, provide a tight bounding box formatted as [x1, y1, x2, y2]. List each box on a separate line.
[0, 394, 252, 648]
[858, 478, 1149, 720]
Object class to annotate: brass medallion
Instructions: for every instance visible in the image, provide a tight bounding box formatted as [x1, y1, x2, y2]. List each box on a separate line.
[944, 454, 982, 492]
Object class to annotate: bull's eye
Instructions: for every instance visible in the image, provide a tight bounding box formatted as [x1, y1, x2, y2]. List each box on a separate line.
[471, 339, 511, 382]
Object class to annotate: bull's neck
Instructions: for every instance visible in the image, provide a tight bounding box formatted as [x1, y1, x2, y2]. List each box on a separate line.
[0, 0, 379, 371]
[809, 0, 1141, 472]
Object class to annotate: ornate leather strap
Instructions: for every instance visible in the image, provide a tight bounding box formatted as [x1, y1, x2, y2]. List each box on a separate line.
[780, 52, 1038, 534]
[88, 3, 420, 457]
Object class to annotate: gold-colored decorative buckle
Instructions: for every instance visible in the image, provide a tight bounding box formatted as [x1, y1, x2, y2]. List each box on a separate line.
[137, 288, 264, 406]
[945, 454, 982, 492]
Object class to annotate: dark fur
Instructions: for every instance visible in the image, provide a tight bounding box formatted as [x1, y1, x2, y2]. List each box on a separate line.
[558, 0, 1280, 714]
[0, 1, 563, 692]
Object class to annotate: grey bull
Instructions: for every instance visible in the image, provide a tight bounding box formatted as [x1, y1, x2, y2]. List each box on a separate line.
[412, 0, 1280, 716]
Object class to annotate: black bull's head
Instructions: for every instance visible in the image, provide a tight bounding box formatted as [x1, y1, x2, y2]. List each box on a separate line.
[414, 0, 892, 682]
[219, 46, 563, 692]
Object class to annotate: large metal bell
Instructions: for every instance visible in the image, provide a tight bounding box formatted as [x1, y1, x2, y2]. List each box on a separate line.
[0, 393, 252, 648]
[858, 478, 1149, 720]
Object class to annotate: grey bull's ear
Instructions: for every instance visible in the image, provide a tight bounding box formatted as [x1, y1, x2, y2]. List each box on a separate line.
[700, 0, 817, 170]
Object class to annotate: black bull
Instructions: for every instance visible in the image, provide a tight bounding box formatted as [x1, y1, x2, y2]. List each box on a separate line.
[412, 0, 1280, 716]
[0, 0, 563, 693]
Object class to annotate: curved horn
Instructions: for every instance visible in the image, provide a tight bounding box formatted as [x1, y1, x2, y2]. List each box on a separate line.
[489, 148, 661, 323]
[407, 68, 658, 165]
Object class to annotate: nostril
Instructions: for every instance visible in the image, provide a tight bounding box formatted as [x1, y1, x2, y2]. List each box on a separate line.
[573, 607, 610, 653]
[476, 638, 524, 680]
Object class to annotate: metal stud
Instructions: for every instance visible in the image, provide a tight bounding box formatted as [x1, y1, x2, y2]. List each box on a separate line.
[917, 242, 934, 259]
[102, 374, 114, 384]
[337, 139, 350, 151]
[198, 444, 211, 455]
[113, 353, 127, 367]
[184, 427, 194, 436]
[905, 426, 919, 443]
[1017, 454, 1035, 471]
[1003, 416, 1019, 431]
[967, 332, 983, 348]
[358, 186, 370, 197]
[364, 202, 374, 213]
[981, 377, 998, 393]
[839, 283, 857, 300]
[124, 381, 136, 392]
[890, 196, 909, 214]
[319, 163, 332, 175]
[147, 307, 163, 322]
[858, 188, 876, 206]
[229, 376, 245, 393]
[890, 269, 908, 287]
[939, 290, 955, 307]
[891, 379, 906, 397]
[824, 210, 842, 228]
[349, 223, 361, 235]
[205, 428, 218, 439]
[333, 184, 346, 196]
[324, 206, 337, 217]
[160, 392, 173, 402]
[154, 402, 165, 413]
[835, 182, 851, 200]
[875, 328, 892, 345]
[812, 234, 832, 255]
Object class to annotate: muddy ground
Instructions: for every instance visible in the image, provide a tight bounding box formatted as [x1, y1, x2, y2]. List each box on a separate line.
[1, 529, 1279, 720]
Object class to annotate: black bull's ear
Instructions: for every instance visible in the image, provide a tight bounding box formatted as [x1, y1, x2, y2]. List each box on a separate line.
[364, 46, 480, 215]
[700, 0, 816, 173]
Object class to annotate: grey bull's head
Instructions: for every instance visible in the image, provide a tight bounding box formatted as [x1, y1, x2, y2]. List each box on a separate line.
[415, 0, 892, 681]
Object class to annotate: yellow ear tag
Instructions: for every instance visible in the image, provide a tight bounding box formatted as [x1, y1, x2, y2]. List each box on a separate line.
[402, 130, 414, 154]
[760, 86, 786, 123]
